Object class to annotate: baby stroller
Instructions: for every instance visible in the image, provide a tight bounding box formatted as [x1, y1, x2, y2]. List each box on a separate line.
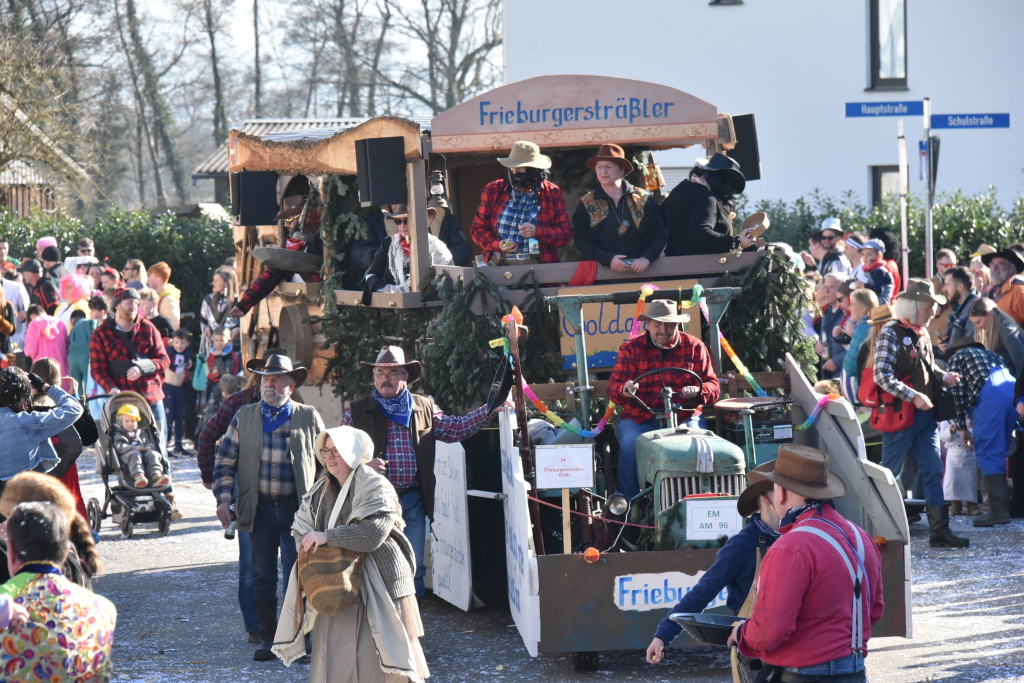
[86, 391, 174, 539]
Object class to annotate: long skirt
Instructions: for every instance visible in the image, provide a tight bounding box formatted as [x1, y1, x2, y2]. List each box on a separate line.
[310, 593, 429, 683]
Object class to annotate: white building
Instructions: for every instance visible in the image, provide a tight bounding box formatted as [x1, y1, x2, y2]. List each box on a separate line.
[503, 0, 1024, 207]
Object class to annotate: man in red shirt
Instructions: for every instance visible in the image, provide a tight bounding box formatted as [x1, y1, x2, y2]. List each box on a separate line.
[607, 299, 719, 497]
[729, 445, 884, 681]
[469, 141, 572, 265]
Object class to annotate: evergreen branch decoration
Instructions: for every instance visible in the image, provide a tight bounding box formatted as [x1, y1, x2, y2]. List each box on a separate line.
[716, 248, 817, 384]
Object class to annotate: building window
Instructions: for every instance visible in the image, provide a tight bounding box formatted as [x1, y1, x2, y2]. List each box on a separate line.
[869, 0, 907, 90]
[871, 165, 900, 205]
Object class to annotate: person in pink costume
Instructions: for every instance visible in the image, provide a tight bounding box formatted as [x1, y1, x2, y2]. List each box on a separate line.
[24, 306, 69, 377]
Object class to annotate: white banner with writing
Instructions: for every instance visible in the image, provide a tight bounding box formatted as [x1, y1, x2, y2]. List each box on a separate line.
[430, 441, 473, 611]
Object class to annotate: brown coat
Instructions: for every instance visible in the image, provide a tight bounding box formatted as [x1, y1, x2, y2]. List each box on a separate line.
[348, 394, 438, 520]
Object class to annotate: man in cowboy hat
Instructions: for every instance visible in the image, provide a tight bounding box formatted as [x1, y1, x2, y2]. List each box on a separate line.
[469, 140, 573, 265]
[213, 353, 325, 661]
[198, 347, 290, 643]
[343, 345, 506, 597]
[872, 278, 968, 548]
[647, 462, 781, 677]
[361, 203, 455, 304]
[573, 143, 667, 274]
[945, 337, 1017, 527]
[228, 192, 324, 321]
[982, 247, 1024, 325]
[728, 446, 884, 682]
[664, 153, 754, 256]
[607, 299, 720, 497]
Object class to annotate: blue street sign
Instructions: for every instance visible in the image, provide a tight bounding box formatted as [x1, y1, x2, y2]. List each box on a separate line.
[846, 101, 923, 117]
[930, 113, 1010, 129]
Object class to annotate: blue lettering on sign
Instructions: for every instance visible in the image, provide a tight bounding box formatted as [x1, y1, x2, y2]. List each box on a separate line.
[845, 101, 924, 117]
[476, 98, 678, 128]
[616, 576, 728, 608]
[930, 113, 1010, 129]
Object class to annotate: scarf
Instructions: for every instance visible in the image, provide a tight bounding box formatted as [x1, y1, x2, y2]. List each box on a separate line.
[373, 386, 413, 427]
[749, 512, 781, 541]
[781, 500, 831, 527]
[386, 233, 453, 293]
[261, 399, 293, 433]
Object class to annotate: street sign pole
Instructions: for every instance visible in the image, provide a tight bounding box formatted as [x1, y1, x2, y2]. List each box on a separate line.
[898, 119, 909, 287]
[922, 98, 934, 280]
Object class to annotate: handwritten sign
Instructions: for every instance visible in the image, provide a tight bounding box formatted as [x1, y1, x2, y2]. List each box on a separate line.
[430, 441, 473, 611]
[613, 571, 728, 612]
[535, 444, 594, 490]
[685, 498, 743, 540]
[557, 279, 701, 370]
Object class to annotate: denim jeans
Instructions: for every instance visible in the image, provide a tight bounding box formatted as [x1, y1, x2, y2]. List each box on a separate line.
[249, 494, 299, 604]
[162, 384, 185, 450]
[237, 530, 261, 634]
[968, 369, 1016, 476]
[786, 652, 865, 675]
[881, 408, 944, 505]
[615, 414, 708, 497]
[149, 399, 167, 455]
[399, 487, 427, 597]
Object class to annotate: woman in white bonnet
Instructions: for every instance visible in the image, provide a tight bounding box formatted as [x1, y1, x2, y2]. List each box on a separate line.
[275, 425, 429, 682]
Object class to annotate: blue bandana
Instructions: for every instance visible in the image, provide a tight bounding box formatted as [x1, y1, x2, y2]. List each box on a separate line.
[261, 400, 293, 433]
[373, 387, 413, 427]
[750, 512, 781, 542]
[781, 500, 831, 527]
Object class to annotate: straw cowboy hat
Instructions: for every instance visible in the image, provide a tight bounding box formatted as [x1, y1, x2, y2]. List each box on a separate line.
[981, 248, 1024, 274]
[498, 141, 551, 170]
[759, 444, 846, 500]
[586, 144, 633, 174]
[867, 304, 895, 326]
[897, 278, 947, 307]
[737, 460, 777, 518]
[245, 353, 308, 388]
[637, 299, 690, 325]
[360, 345, 422, 383]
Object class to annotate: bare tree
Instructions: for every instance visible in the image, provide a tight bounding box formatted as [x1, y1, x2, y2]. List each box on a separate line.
[202, 0, 229, 146]
[252, 0, 261, 116]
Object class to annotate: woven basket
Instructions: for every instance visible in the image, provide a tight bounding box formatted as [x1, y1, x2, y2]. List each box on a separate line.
[295, 545, 364, 619]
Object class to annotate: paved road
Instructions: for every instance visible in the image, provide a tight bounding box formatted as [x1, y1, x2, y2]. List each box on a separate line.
[80, 450, 1024, 682]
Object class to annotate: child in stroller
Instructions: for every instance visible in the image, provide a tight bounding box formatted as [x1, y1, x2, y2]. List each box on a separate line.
[112, 404, 171, 489]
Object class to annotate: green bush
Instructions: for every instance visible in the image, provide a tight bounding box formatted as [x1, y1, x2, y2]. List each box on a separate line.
[0, 207, 234, 316]
[741, 187, 1024, 276]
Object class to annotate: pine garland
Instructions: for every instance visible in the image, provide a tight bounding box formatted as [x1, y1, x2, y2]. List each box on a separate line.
[715, 248, 817, 383]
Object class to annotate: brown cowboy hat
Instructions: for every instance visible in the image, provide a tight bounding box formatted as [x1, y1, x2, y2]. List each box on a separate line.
[586, 144, 633, 174]
[276, 195, 321, 224]
[245, 353, 308, 388]
[637, 299, 690, 325]
[897, 278, 947, 307]
[360, 345, 422, 383]
[867, 304, 895, 326]
[737, 460, 777, 518]
[758, 444, 846, 500]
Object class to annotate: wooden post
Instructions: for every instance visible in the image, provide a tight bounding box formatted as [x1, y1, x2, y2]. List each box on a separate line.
[561, 488, 571, 555]
[407, 150, 429, 293]
[507, 319, 546, 556]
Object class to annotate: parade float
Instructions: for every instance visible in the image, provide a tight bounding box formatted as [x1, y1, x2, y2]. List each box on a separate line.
[225, 75, 911, 671]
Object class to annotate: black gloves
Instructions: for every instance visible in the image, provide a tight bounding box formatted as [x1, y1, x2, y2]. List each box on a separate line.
[27, 373, 47, 392]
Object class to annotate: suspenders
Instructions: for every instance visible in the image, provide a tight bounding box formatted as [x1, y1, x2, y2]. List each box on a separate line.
[792, 518, 869, 655]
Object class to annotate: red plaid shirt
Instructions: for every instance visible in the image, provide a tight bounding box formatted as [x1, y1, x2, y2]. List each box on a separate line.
[89, 316, 170, 405]
[197, 386, 258, 485]
[607, 332, 720, 423]
[342, 403, 491, 489]
[469, 179, 572, 263]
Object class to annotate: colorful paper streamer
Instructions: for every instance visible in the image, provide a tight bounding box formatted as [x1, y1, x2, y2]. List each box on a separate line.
[795, 394, 840, 431]
[629, 284, 658, 339]
[521, 381, 616, 438]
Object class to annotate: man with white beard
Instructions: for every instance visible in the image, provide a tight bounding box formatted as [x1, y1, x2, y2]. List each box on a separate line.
[213, 354, 325, 662]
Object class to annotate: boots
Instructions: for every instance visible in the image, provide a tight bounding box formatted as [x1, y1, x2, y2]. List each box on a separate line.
[974, 475, 1011, 527]
[965, 501, 982, 516]
[948, 501, 962, 516]
[165, 493, 183, 521]
[253, 600, 278, 661]
[927, 504, 969, 548]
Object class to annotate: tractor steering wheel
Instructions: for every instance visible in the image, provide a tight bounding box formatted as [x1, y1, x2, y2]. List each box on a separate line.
[625, 367, 705, 417]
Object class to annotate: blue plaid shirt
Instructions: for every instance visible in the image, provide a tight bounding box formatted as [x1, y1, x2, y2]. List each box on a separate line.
[496, 187, 540, 253]
[213, 405, 324, 504]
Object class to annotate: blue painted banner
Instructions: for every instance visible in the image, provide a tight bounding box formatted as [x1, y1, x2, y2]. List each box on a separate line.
[931, 113, 1010, 129]
[846, 101, 923, 117]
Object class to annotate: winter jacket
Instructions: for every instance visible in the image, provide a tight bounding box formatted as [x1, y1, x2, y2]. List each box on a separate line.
[663, 180, 734, 256]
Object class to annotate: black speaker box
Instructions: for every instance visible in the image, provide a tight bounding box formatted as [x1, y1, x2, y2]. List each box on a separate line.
[231, 171, 280, 225]
[728, 114, 761, 181]
[355, 136, 408, 207]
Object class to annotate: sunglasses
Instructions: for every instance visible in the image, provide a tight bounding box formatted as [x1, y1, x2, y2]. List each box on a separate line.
[392, 217, 408, 226]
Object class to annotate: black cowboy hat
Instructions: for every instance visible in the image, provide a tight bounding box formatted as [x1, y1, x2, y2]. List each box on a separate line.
[981, 248, 1024, 274]
[245, 353, 308, 388]
[701, 153, 746, 194]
